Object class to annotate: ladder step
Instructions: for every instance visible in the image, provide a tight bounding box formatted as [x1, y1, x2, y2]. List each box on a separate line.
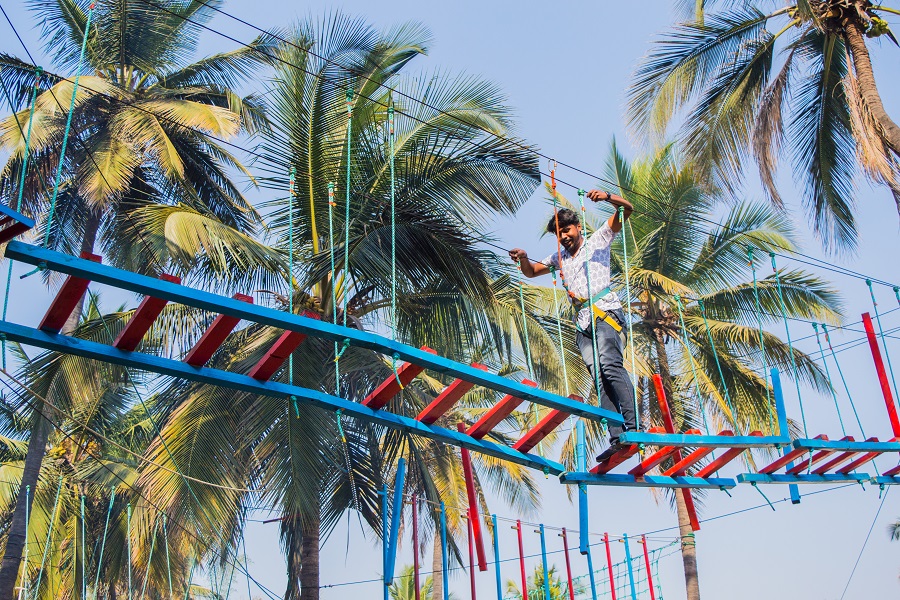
[38, 253, 102, 333]
[416, 363, 488, 424]
[113, 274, 182, 351]
[247, 310, 320, 381]
[591, 427, 666, 474]
[835, 437, 897, 474]
[466, 380, 537, 440]
[184, 294, 254, 366]
[759, 434, 829, 474]
[512, 395, 583, 454]
[786, 436, 854, 475]
[812, 437, 877, 475]
[362, 347, 437, 410]
[883, 463, 900, 477]
[663, 447, 716, 476]
[695, 431, 762, 477]
[629, 429, 701, 476]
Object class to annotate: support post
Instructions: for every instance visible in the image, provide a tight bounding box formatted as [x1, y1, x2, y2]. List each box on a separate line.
[492, 515, 502, 600]
[468, 517, 477, 600]
[577, 420, 590, 554]
[585, 544, 598, 600]
[459, 423, 487, 571]
[863, 312, 900, 437]
[604, 533, 617, 600]
[539, 524, 551, 600]
[641, 535, 656, 600]
[440, 502, 449, 600]
[623, 534, 637, 600]
[561, 528, 575, 600]
[516, 521, 527, 599]
[771, 369, 801, 504]
[386, 458, 406, 585]
[412, 495, 420, 600]
[382, 485, 389, 600]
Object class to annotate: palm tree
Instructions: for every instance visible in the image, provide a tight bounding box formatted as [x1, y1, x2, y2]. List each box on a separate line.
[626, 1, 900, 252]
[890, 520, 900, 541]
[505, 564, 584, 600]
[388, 564, 437, 600]
[551, 142, 842, 600]
[0, 1, 275, 592]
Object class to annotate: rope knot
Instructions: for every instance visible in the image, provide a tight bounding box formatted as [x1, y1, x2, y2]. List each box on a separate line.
[391, 353, 405, 389]
[333, 338, 351, 362]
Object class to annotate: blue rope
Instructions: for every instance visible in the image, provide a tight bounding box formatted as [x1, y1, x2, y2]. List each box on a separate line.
[698, 299, 739, 433]
[747, 247, 775, 434]
[127, 504, 132, 600]
[343, 89, 353, 329]
[288, 167, 295, 386]
[576, 190, 602, 407]
[19, 484, 30, 600]
[822, 324, 867, 438]
[549, 267, 570, 396]
[137, 516, 160, 600]
[769, 253, 808, 438]
[673, 296, 711, 436]
[32, 476, 63, 600]
[813, 324, 846, 436]
[327, 183, 340, 392]
[866, 280, 899, 409]
[93, 486, 115, 597]
[619, 205, 639, 424]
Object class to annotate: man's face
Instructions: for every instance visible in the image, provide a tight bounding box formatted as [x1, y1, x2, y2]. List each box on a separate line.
[556, 224, 582, 253]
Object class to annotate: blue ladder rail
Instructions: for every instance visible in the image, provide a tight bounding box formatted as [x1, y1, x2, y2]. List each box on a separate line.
[0, 319, 567, 475]
[4, 241, 623, 426]
[559, 472, 736, 490]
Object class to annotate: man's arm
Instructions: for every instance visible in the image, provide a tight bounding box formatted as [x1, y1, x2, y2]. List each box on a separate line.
[586, 190, 633, 232]
[508, 249, 550, 277]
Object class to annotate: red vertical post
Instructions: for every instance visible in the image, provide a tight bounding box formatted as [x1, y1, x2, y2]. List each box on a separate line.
[516, 520, 528, 599]
[641, 535, 656, 600]
[458, 423, 487, 571]
[653, 374, 701, 531]
[561, 528, 575, 600]
[604, 533, 617, 600]
[412, 496, 420, 600]
[863, 313, 900, 437]
[468, 516, 477, 600]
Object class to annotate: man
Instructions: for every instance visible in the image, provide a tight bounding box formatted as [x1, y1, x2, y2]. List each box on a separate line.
[509, 190, 637, 463]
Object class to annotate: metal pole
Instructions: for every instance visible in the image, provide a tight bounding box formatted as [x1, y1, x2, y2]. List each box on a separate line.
[539, 524, 551, 600]
[604, 533, 616, 600]
[468, 516, 477, 599]
[623, 535, 637, 600]
[641, 535, 656, 600]
[381, 485, 389, 600]
[561, 528, 575, 600]
[413, 495, 420, 600]
[440, 502, 449, 600]
[516, 520, 527, 599]
[492, 515, 503, 600]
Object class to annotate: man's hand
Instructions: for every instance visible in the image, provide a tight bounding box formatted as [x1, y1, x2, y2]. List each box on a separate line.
[508, 248, 528, 263]
[586, 189, 633, 232]
[508, 248, 547, 277]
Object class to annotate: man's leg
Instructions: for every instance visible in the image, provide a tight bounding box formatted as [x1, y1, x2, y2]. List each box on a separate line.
[577, 325, 629, 463]
[594, 311, 637, 435]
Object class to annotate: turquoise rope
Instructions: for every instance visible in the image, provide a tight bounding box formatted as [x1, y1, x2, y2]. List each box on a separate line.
[328, 183, 340, 392]
[673, 296, 711, 436]
[138, 516, 160, 600]
[2, 68, 42, 369]
[769, 253, 808, 437]
[163, 515, 174, 600]
[32, 476, 63, 600]
[81, 494, 86, 600]
[127, 504, 132, 600]
[822, 324, 867, 437]
[549, 267, 570, 396]
[93, 487, 115, 599]
[288, 167, 295, 386]
[813, 324, 846, 435]
[747, 247, 775, 434]
[866, 280, 899, 408]
[389, 105, 397, 339]
[343, 89, 352, 329]
[576, 191, 603, 408]
[619, 205, 639, 424]
[18, 484, 30, 600]
[182, 557, 196, 600]
[241, 520, 252, 600]
[40, 6, 94, 252]
[515, 264, 536, 379]
[698, 299, 740, 432]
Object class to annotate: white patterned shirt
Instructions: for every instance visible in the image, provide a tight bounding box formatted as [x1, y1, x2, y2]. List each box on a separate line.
[544, 221, 621, 331]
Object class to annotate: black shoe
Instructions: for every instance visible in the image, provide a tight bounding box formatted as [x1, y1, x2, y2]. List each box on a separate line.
[595, 442, 623, 463]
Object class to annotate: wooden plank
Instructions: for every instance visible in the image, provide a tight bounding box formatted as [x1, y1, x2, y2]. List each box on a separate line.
[5, 242, 623, 425]
[785, 436, 855, 475]
[362, 346, 437, 410]
[38, 252, 102, 333]
[663, 447, 716, 477]
[618, 430, 788, 449]
[512, 395, 582, 454]
[466, 380, 536, 439]
[759, 435, 828, 474]
[113, 274, 182, 351]
[560, 472, 736, 490]
[694, 432, 762, 478]
[183, 293, 254, 366]
[247, 310, 320, 381]
[416, 363, 488, 424]
[591, 426, 666, 474]
[812, 437, 877, 475]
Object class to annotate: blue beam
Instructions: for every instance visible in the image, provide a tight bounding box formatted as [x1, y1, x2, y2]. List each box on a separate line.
[738, 473, 872, 485]
[576, 421, 589, 555]
[623, 534, 638, 600]
[617, 431, 789, 449]
[771, 369, 801, 504]
[559, 472, 736, 490]
[440, 503, 449, 600]
[873, 476, 900, 485]
[792, 439, 900, 452]
[491, 515, 502, 600]
[0, 320, 566, 475]
[538, 525, 551, 600]
[385, 458, 406, 585]
[5, 242, 623, 426]
[381, 485, 389, 600]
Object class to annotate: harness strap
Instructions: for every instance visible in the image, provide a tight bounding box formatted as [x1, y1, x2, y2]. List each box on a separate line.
[571, 287, 620, 332]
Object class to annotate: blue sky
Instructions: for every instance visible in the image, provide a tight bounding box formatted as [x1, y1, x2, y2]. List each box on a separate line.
[3, 1, 900, 598]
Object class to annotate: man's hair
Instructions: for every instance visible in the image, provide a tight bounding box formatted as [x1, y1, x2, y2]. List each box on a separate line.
[546, 208, 580, 234]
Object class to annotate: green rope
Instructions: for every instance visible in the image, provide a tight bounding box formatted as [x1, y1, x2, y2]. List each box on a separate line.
[822, 324, 867, 437]
[750, 482, 776, 511]
[747, 247, 775, 435]
[813, 324, 847, 436]
[388, 105, 397, 340]
[2, 68, 42, 369]
[163, 514, 173, 600]
[343, 89, 353, 330]
[769, 252, 808, 437]
[576, 190, 603, 408]
[241, 520, 252, 600]
[698, 299, 740, 433]
[673, 296, 711, 436]
[81, 494, 86, 600]
[33, 476, 63, 600]
[328, 183, 340, 392]
[92, 487, 114, 599]
[39, 5, 94, 253]
[127, 503, 132, 600]
[866, 280, 899, 407]
[515, 263, 536, 379]
[619, 205, 639, 424]
[223, 550, 236, 600]
[18, 485, 30, 600]
[336, 409, 360, 510]
[138, 516, 160, 600]
[182, 557, 196, 600]
[288, 167, 295, 386]
[549, 267, 570, 396]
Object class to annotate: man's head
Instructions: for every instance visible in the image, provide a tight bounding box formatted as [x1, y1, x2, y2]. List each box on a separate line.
[547, 209, 583, 254]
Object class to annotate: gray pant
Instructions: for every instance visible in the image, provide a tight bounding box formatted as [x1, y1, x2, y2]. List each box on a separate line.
[576, 309, 637, 439]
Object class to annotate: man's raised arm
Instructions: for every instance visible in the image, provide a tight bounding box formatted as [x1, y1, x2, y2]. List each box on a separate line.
[508, 248, 550, 277]
[586, 190, 633, 233]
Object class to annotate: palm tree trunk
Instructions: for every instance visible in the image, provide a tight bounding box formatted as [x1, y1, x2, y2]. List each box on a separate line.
[432, 534, 442, 600]
[299, 513, 321, 600]
[844, 18, 900, 157]
[653, 328, 701, 600]
[0, 212, 101, 598]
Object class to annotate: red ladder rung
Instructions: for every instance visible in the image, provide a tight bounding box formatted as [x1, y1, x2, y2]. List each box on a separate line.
[628, 429, 702, 476]
[813, 437, 876, 475]
[113, 274, 182, 351]
[759, 434, 829, 474]
[38, 252, 102, 333]
[695, 431, 762, 478]
[512, 395, 583, 454]
[883, 463, 900, 477]
[362, 346, 437, 410]
[663, 447, 716, 476]
[836, 437, 898, 474]
[416, 363, 488, 424]
[183, 293, 254, 366]
[466, 380, 537, 440]
[786, 436, 855, 475]
[591, 426, 667, 475]
[248, 311, 320, 381]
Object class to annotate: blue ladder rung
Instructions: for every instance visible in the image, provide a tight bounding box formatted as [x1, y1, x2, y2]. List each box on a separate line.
[618, 431, 790, 449]
[560, 472, 736, 490]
